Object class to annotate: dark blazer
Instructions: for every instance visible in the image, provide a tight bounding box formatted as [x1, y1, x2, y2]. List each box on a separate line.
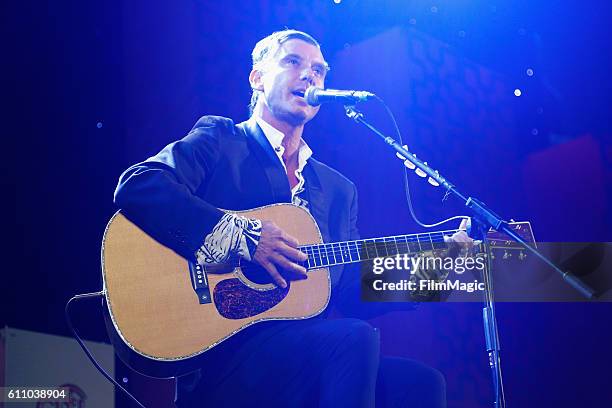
[114, 115, 359, 288]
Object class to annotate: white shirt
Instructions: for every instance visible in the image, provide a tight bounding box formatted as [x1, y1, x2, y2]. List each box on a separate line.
[255, 116, 313, 208]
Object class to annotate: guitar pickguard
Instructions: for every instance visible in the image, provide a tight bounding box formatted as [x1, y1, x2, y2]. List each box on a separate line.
[214, 278, 290, 319]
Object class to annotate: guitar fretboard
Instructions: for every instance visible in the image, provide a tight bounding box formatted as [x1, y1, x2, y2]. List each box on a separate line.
[298, 231, 452, 270]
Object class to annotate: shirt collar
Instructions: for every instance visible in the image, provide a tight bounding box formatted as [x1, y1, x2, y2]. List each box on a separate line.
[254, 116, 313, 173]
[255, 116, 285, 150]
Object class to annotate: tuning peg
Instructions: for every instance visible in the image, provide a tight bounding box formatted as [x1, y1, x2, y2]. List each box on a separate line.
[428, 170, 441, 186]
[397, 146, 417, 170]
[396, 145, 409, 160]
[414, 160, 426, 177]
[403, 159, 416, 170]
[503, 250, 511, 259]
[519, 251, 526, 260]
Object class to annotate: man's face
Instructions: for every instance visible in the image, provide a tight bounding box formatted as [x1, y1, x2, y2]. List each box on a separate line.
[251, 39, 328, 127]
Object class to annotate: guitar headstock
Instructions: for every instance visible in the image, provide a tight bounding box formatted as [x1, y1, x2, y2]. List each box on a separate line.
[485, 221, 536, 261]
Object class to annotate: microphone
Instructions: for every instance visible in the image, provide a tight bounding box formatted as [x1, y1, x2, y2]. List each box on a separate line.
[304, 87, 375, 106]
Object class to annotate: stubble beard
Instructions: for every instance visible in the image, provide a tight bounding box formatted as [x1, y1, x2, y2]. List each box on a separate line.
[271, 100, 311, 128]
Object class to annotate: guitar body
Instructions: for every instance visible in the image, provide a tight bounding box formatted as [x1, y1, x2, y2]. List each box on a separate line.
[102, 200, 534, 378]
[102, 203, 330, 378]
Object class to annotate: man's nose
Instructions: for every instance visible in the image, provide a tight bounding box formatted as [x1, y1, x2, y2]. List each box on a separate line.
[299, 67, 316, 85]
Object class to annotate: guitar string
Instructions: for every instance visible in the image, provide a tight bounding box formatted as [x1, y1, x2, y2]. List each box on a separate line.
[219, 225, 527, 275]
[232, 230, 456, 276]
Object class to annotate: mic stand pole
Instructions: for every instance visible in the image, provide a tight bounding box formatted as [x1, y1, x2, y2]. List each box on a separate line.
[344, 105, 596, 408]
[473, 220, 505, 407]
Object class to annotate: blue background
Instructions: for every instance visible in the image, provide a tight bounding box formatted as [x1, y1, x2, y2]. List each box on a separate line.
[4, 1, 612, 406]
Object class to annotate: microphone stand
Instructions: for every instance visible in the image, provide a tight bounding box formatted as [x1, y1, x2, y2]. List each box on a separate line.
[343, 105, 595, 408]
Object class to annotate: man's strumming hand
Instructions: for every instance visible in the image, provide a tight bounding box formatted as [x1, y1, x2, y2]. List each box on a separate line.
[252, 221, 308, 288]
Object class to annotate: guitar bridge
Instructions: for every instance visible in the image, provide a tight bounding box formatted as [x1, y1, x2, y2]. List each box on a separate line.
[189, 261, 212, 304]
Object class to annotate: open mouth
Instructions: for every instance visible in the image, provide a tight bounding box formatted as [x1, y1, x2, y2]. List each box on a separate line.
[292, 90, 305, 98]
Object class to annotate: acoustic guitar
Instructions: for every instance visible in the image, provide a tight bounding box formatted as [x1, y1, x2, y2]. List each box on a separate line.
[101, 203, 533, 378]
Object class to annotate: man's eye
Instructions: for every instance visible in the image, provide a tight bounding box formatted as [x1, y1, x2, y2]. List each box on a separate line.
[288, 58, 299, 65]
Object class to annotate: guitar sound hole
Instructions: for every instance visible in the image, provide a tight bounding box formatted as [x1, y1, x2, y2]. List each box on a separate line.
[239, 261, 274, 285]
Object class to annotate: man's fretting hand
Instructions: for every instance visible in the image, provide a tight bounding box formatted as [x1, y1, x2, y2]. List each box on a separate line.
[252, 221, 308, 288]
[444, 218, 475, 257]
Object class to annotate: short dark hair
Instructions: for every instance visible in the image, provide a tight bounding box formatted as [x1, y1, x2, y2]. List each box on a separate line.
[249, 29, 322, 115]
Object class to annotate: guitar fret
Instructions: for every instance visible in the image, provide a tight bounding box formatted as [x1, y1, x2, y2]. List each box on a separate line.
[384, 237, 397, 256]
[323, 244, 330, 265]
[319, 244, 326, 266]
[408, 236, 420, 254]
[321, 243, 330, 266]
[424, 234, 431, 251]
[432, 232, 447, 250]
[320, 243, 327, 266]
[327, 244, 336, 266]
[362, 239, 374, 259]
[306, 245, 313, 267]
[314, 245, 322, 267]
[374, 238, 387, 258]
[331, 242, 339, 265]
[359, 240, 368, 259]
[339, 242, 350, 263]
[329, 244, 337, 265]
[350, 241, 361, 261]
[400, 236, 411, 255]
[308, 246, 315, 268]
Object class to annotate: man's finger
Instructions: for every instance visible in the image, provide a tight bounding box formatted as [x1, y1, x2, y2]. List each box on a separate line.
[450, 231, 474, 251]
[273, 254, 307, 278]
[280, 232, 299, 248]
[278, 242, 308, 262]
[459, 217, 470, 230]
[453, 231, 471, 242]
[261, 261, 287, 288]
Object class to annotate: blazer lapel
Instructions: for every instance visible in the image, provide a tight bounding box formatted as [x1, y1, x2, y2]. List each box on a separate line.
[302, 160, 330, 242]
[238, 119, 291, 204]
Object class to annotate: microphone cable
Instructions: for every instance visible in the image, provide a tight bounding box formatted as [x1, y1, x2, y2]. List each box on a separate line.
[372, 94, 470, 229]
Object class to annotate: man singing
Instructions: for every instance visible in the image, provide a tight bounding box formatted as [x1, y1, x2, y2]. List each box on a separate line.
[115, 29, 458, 407]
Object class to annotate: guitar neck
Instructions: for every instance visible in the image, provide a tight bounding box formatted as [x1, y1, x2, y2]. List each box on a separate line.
[298, 230, 452, 270]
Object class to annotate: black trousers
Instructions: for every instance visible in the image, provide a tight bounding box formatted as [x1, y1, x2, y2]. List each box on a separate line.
[176, 318, 446, 407]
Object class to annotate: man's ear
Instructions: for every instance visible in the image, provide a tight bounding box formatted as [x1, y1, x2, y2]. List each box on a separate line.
[249, 69, 264, 91]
